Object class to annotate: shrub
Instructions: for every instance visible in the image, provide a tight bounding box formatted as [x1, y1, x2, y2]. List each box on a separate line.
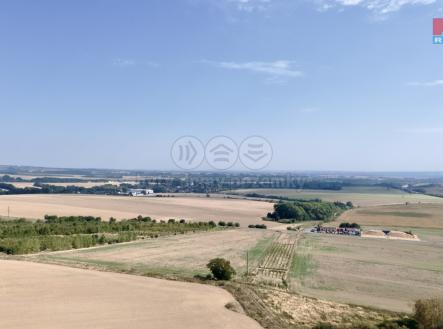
[377, 320, 410, 329]
[313, 323, 336, 329]
[339, 222, 361, 229]
[234, 222, 240, 227]
[248, 224, 266, 229]
[350, 323, 376, 329]
[218, 221, 226, 227]
[206, 258, 236, 280]
[227, 222, 234, 227]
[414, 298, 443, 329]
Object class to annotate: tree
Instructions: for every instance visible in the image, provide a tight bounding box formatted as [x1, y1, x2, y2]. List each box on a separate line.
[207, 258, 236, 280]
[414, 298, 443, 329]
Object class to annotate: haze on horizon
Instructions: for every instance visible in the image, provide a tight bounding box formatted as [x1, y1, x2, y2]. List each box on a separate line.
[1, 0, 442, 172]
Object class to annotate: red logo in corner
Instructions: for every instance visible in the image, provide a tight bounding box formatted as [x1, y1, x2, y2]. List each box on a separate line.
[434, 18, 443, 36]
[434, 18, 443, 44]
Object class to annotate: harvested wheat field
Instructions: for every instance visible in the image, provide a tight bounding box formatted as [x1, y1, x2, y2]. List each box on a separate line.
[290, 232, 443, 312]
[232, 187, 443, 207]
[9, 182, 39, 188]
[34, 229, 276, 277]
[0, 194, 274, 227]
[338, 203, 443, 229]
[0, 260, 262, 329]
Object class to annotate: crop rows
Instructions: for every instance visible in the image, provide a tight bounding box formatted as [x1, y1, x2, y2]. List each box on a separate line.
[253, 232, 299, 285]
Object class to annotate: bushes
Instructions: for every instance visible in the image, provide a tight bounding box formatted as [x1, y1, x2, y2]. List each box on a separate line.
[339, 222, 361, 229]
[248, 224, 267, 229]
[312, 317, 419, 329]
[217, 221, 240, 228]
[414, 298, 443, 329]
[377, 320, 411, 329]
[267, 200, 348, 222]
[207, 258, 236, 280]
[0, 237, 41, 254]
[0, 216, 219, 255]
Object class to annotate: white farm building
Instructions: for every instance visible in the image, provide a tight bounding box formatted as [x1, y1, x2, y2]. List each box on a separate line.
[128, 189, 155, 197]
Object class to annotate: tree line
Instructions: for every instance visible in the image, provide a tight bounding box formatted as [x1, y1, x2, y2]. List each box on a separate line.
[266, 200, 353, 223]
[0, 215, 233, 255]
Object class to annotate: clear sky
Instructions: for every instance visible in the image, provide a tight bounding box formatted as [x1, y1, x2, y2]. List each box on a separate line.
[1, 0, 442, 171]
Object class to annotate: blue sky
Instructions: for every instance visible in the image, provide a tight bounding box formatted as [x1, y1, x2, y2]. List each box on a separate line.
[1, 0, 442, 171]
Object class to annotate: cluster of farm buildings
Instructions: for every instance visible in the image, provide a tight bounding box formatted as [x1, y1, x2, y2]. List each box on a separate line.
[311, 225, 361, 236]
[120, 189, 155, 197]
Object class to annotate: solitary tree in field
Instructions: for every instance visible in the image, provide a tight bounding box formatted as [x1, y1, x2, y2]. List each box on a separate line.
[207, 258, 236, 281]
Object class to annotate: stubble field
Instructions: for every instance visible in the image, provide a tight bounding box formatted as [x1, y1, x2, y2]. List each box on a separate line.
[231, 187, 443, 207]
[337, 203, 443, 228]
[35, 229, 276, 278]
[289, 229, 443, 312]
[0, 194, 275, 227]
[0, 260, 262, 329]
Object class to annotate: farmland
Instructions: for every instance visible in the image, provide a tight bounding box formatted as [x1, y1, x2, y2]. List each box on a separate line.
[252, 232, 299, 286]
[0, 194, 275, 227]
[1, 186, 443, 327]
[33, 229, 275, 278]
[289, 229, 443, 312]
[0, 260, 262, 329]
[30, 227, 399, 327]
[231, 187, 443, 206]
[337, 203, 443, 228]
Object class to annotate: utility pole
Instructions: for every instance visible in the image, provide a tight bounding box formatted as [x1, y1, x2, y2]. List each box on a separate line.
[246, 251, 249, 276]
